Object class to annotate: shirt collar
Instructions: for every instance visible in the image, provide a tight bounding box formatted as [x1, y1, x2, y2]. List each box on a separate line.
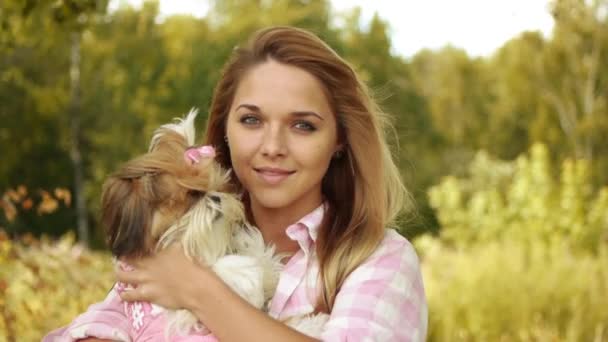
[285, 203, 326, 245]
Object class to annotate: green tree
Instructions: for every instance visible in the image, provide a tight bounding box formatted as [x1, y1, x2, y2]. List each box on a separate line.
[487, 31, 546, 159]
[540, 0, 608, 171]
[0, 0, 107, 240]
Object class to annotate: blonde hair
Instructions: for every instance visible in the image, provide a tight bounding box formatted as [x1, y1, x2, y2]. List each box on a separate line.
[204, 26, 411, 312]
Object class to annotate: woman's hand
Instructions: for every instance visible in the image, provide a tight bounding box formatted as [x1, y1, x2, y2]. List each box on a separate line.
[116, 244, 215, 310]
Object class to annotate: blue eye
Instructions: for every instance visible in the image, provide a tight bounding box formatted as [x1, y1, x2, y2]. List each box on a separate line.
[294, 121, 316, 132]
[240, 115, 260, 126]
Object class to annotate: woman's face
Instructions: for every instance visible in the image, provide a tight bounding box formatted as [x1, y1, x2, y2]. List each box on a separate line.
[225, 59, 340, 218]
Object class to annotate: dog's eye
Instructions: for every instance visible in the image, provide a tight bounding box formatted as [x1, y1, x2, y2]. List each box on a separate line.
[209, 195, 221, 204]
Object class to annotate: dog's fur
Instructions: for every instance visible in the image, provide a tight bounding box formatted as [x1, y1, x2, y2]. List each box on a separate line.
[100, 110, 327, 339]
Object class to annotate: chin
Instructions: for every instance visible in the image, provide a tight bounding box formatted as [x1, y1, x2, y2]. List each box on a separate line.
[251, 192, 299, 210]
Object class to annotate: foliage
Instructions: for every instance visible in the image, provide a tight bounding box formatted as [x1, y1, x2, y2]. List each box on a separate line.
[418, 143, 608, 341]
[1, 186, 72, 238]
[428, 143, 607, 252]
[0, 231, 114, 341]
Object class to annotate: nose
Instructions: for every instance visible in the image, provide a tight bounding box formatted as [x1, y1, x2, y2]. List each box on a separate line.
[260, 125, 286, 158]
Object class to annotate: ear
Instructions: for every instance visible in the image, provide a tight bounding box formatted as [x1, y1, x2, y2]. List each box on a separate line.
[332, 144, 345, 159]
[101, 177, 153, 258]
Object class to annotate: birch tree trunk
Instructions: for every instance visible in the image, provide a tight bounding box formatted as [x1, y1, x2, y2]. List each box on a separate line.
[68, 31, 89, 245]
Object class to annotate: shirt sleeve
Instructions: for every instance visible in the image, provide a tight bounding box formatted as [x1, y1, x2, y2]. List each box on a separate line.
[320, 230, 428, 342]
[42, 284, 132, 342]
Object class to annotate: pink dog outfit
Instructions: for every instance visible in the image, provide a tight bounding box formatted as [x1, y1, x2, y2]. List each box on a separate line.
[43, 279, 218, 342]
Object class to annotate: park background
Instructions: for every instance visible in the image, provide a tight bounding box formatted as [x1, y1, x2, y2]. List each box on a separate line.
[1, 0, 607, 340]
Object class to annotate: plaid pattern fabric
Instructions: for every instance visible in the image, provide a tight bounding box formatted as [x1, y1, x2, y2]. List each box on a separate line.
[270, 204, 428, 341]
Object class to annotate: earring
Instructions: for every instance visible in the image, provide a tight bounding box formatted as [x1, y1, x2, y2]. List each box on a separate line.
[334, 150, 343, 159]
[224, 135, 229, 146]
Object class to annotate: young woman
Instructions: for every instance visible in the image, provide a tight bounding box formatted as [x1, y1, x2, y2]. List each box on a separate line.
[91, 26, 426, 341]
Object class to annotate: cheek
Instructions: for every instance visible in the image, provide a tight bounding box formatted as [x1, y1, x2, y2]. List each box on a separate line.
[230, 158, 249, 187]
[227, 125, 260, 167]
[228, 140, 250, 169]
[297, 142, 335, 174]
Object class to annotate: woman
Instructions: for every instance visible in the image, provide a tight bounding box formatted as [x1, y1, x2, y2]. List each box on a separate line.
[97, 26, 426, 341]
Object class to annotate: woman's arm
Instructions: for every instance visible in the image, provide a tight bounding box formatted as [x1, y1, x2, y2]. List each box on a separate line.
[117, 244, 318, 342]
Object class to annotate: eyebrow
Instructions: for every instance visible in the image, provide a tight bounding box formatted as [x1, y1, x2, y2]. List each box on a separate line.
[235, 103, 325, 121]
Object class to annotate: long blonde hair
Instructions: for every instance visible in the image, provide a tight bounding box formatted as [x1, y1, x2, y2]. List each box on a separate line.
[205, 26, 411, 312]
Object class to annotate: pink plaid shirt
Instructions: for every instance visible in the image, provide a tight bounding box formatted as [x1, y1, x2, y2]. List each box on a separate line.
[44, 205, 427, 341]
[270, 204, 427, 341]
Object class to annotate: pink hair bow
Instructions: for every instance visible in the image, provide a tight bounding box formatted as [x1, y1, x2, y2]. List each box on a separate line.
[184, 145, 216, 165]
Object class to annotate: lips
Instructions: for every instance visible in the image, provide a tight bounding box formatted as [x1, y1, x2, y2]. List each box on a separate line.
[254, 167, 295, 185]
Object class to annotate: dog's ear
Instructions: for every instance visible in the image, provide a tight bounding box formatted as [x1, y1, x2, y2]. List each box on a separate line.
[101, 176, 154, 258]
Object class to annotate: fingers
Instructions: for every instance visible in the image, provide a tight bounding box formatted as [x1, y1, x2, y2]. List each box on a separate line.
[116, 267, 142, 284]
[115, 266, 144, 302]
[116, 246, 184, 283]
[119, 285, 149, 302]
[114, 244, 193, 308]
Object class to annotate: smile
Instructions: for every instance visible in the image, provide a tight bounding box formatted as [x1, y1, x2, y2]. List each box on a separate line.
[254, 167, 296, 185]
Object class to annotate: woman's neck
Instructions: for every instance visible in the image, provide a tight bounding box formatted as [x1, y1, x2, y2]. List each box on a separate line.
[249, 200, 321, 255]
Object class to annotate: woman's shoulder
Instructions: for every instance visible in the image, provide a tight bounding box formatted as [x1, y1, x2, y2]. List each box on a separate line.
[341, 228, 422, 285]
[381, 227, 414, 246]
[372, 228, 421, 266]
[332, 228, 428, 340]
